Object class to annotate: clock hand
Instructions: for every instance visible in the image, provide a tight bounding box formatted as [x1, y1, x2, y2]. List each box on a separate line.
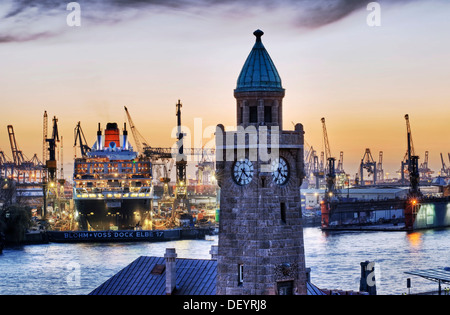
[274, 171, 280, 181]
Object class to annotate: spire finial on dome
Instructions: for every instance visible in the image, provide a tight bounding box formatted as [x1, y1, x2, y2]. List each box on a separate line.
[235, 29, 284, 93]
[253, 29, 264, 42]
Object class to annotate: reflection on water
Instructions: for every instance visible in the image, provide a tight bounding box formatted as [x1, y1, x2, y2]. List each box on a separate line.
[305, 228, 450, 295]
[406, 232, 423, 249]
[0, 228, 449, 295]
[0, 239, 219, 295]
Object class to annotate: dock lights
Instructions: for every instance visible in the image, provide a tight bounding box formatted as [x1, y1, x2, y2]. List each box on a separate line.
[411, 199, 418, 206]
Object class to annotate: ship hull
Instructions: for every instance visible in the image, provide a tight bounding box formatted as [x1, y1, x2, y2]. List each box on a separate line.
[75, 198, 151, 231]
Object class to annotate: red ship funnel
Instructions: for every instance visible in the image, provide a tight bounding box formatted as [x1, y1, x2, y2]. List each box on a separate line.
[104, 122, 120, 149]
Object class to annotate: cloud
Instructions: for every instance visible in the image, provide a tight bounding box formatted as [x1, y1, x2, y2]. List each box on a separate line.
[0, 32, 56, 43]
[0, 0, 419, 43]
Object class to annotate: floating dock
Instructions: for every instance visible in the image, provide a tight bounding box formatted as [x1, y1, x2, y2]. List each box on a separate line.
[46, 227, 215, 243]
[321, 196, 450, 232]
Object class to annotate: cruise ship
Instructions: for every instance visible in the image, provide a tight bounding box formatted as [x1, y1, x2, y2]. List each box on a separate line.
[73, 122, 153, 231]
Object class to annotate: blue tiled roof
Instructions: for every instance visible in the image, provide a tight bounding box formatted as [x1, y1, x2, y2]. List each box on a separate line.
[89, 256, 325, 295]
[235, 30, 284, 93]
[89, 256, 217, 295]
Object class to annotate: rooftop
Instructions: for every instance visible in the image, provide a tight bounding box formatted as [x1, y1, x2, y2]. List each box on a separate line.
[235, 30, 284, 93]
[89, 255, 325, 295]
[405, 268, 450, 284]
[405, 268, 450, 295]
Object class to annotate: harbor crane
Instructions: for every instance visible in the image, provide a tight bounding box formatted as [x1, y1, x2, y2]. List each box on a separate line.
[336, 151, 345, 174]
[161, 159, 174, 198]
[321, 117, 332, 165]
[124, 106, 149, 155]
[0, 150, 9, 166]
[6, 125, 45, 183]
[74, 121, 91, 158]
[43, 111, 48, 163]
[400, 114, 421, 187]
[440, 153, 449, 177]
[419, 151, 433, 179]
[404, 114, 421, 197]
[377, 151, 384, 183]
[7, 125, 25, 166]
[403, 114, 422, 230]
[304, 145, 316, 185]
[321, 118, 337, 198]
[359, 148, 377, 186]
[124, 105, 214, 175]
[1, 124, 45, 206]
[123, 104, 218, 227]
[405, 114, 415, 157]
[196, 143, 215, 185]
[175, 99, 187, 200]
[46, 116, 59, 182]
[312, 151, 324, 189]
[43, 115, 61, 218]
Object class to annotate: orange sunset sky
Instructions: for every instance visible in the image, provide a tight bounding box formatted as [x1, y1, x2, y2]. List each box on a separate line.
[0, 0, 449, 180]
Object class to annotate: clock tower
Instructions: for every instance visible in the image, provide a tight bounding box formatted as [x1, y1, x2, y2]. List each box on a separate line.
[215, 30, 307, 295]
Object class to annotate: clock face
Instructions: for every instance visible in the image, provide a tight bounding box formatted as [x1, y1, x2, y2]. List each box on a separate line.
[271, 157, 289, 185]
[233, 159, 254, 186]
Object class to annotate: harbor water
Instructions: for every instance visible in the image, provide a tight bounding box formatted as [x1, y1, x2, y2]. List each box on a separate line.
[0, 227, 449, 295]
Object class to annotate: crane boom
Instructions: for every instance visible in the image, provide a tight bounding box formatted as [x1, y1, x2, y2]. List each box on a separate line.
[74, 122, 91, 158]
[124, 106, 149, 154]
[7, 125, 25, 165]
[405, 114, 415, 157]
[321, 117, 331, 161]
[43, 111, 48, 164]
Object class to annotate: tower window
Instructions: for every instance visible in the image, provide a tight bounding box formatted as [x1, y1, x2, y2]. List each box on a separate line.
[277, 281, 294, 295]
[264, 106, 272, 123]
[240, 106, 244, 124]
[280, 202, 286, 224]
[249, 106, 257, 123]
[238, 264, 244, 286]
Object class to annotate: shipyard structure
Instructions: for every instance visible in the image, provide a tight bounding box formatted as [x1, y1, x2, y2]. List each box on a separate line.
[0, 113, 73, 232]
[320, 114, 450, 231]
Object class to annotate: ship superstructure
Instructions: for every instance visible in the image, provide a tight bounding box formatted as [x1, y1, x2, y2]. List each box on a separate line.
[73, 122, 153, 231]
